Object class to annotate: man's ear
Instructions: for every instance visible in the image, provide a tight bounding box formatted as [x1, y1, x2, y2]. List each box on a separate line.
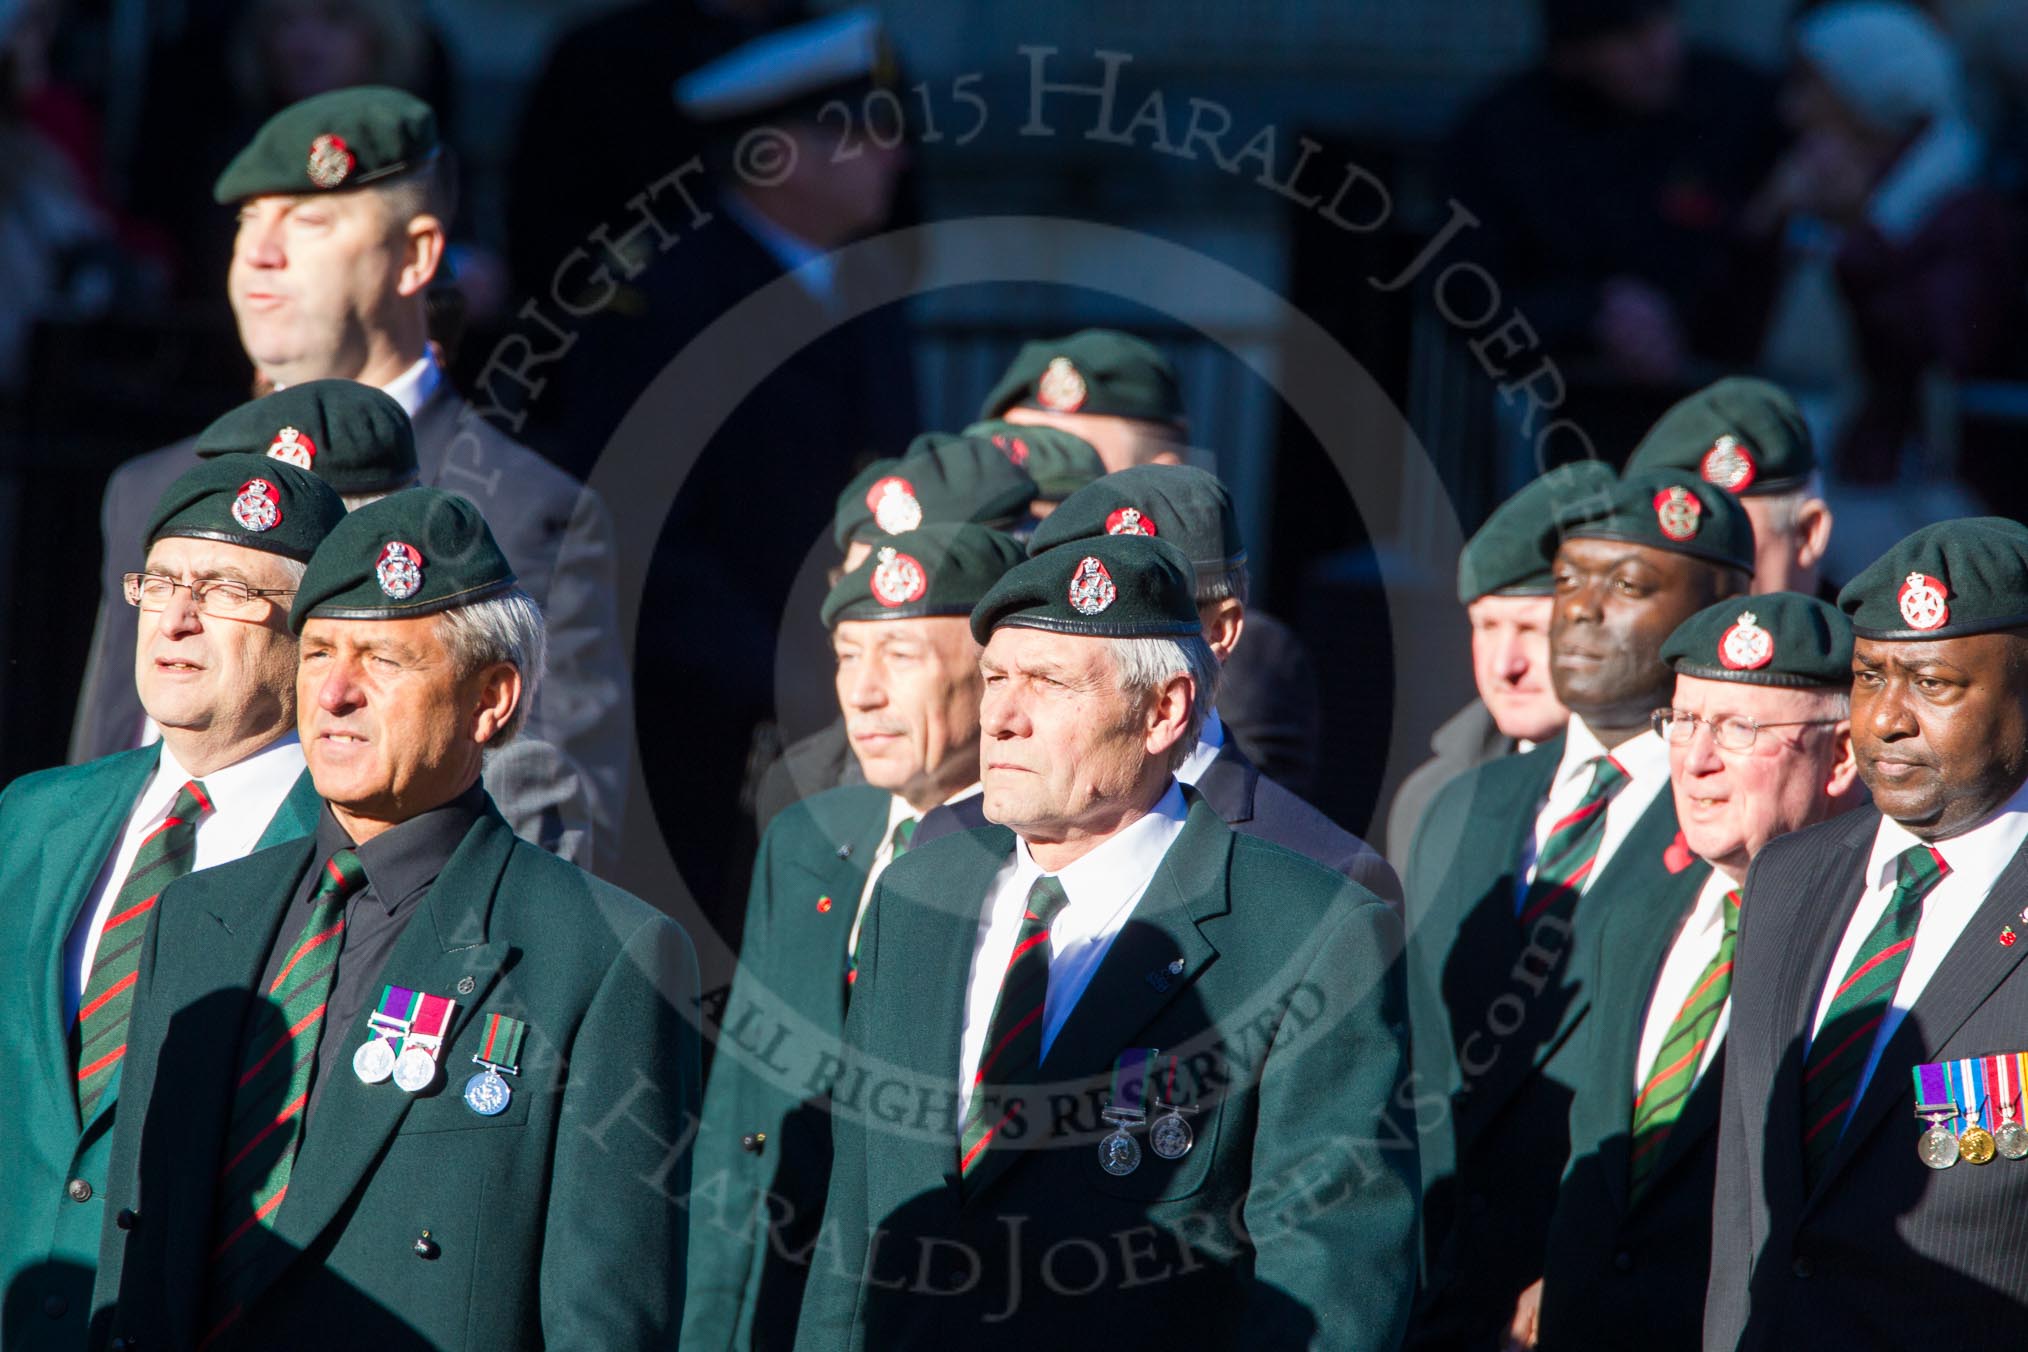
[396, 214, 447, 298]
[1143, 673, 1195, 759]
[1795, 498, 1834, 574]
[1198, 598, 1245, 664]
[470, 661, 522, 746]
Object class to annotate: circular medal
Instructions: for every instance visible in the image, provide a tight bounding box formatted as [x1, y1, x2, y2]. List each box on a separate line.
[1961, 1124, 1997, 1165]
[1919, 1123, 1961, 1170]
[1995, 1120, 2028, 1160]
[392, 1045, 439, 1094]
[1150, 1111, 1194, 1160]
[463, 1068, 512, 1117]
[1098, 1128, 1142, 1177]
[352, 1037, 396, 1084]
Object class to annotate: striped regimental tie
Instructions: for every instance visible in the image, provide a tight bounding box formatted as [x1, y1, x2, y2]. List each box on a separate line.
[958, 875, 1070, 1189]
[847, 815, 920, 990]
[1519, 755, 1630, 929]
[1629, 888, 1741, 1199]
[202, 848, 368, 1342]
[1801, 844, 1950, 1190]
[73, 779, 213, 1119]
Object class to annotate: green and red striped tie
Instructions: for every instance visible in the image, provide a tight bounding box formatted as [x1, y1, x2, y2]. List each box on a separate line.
[73, 779, 212, 1119]
[1629, 888, 1741, 1199]
[959, 875, 1069, 1188]
[203, 848, 367, 1339]
[1802, 844, 1950, 1189]
[1520, 755, 1629, 928]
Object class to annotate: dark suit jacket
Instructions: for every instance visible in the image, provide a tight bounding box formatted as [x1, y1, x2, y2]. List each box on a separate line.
[793, 795, 1418, 1351]
[747, 717, 865, 835]
[1538, 861, 1717, 1352]
[70, 385, 630, 872]
[1385, 698, 1517, 869]
[1705, 807, 2028, 1352]
[1217, 609, 1323, 797]
[685, 785, 889, 1352]
[0, 746, 319, 1350]
[1402, 735, 1705, 1349]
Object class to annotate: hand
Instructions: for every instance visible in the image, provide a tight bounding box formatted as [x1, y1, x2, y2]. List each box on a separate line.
[1505, 1277, 1545, 1351]
[1596, 277, 1686, 384]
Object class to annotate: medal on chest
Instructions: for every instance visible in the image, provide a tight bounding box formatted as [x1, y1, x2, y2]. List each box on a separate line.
[353, 984, 422, 1083]
[463, 1011, 530, 1117]
[392, 992, 457, 1093]
[1098, 1047, 1156, 1176]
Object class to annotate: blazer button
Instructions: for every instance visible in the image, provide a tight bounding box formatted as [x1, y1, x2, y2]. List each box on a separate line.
[65, 1179, 91, 1203]
[741, 1132, 768, 1155]
[413, 1231, 440, 1260]
[1792, 1256, 1814, 1279]
[116, 1208, 139, 1230]
[1612, 1251, 1633, 1272]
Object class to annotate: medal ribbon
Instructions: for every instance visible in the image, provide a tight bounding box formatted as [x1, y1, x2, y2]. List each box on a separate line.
[369, 984, 421, 1043]
[405, 993, 457, 1061]
[1110, 1047, 1157, 1119]
[2001, 1053, 2024, 1123]
[477, 1012, 528, 1071]
[1959, 1057, 1990, 1132]
[1913, 1061, 1953, 1118]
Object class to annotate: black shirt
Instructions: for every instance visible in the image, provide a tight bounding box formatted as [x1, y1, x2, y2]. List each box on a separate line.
[255, 783, 486, 1131]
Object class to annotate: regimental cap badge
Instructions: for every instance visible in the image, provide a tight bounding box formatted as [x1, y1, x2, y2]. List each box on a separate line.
[991, 432, 1030, 466]
[1719, 610, 1774, 670]
[1899, 572, 1950, 631]
[1105, 506, 1156, 537]
[1068, 555, 1116, 615]
[267, 425, 316, 469]
[1037, 356, 1088, 413]
[1700, 434, 1757, 493]
[866, 475, 922, 535]
[306, 133, 356, 189]
[1654, 485, 1703, 541]
[870, 545, 927, 607]
[230, 478, 282, 533]
[375, 540, 425, 599]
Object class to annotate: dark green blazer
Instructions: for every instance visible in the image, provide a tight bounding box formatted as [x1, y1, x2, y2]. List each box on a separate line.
[0, 745, 318, 1351]
[1401, 734, 1705, 1348]
[1539, 859, 1716, 1352]
[685, 784, 890, 1352]
[794, 795, 1419, 1351]
[90, 801, 699, 1351]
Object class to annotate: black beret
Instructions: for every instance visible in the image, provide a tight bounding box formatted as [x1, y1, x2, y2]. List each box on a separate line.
[214, 86, 438, 203]
[1623, 376, 1815, 496]
[1838, 517, 2028, 641]
[962, 418, 1106, 501]
[194, 380, 418, 495]
[1662, 592, 1853, 687]
[971, 535, 1201, 644]
[833, 441, 1036, 550]
[290, 487, 515, 632]
[1552, 468, 1756, 573]
[820, 523, 1024, 628]
[146, 453, 347, 563]
[1027, 465, 1245, 581]
[1459, 460, 1618, 603]
[977, 329, 1185, 425]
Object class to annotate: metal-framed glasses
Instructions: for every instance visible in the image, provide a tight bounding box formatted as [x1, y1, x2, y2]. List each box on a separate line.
[1651, 708, 1841, 752]
[122, 572, 296, 618]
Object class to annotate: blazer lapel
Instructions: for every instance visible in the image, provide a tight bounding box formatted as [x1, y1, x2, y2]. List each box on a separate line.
[1191, 745, 1258, 826]
[254, 770, 324, 850]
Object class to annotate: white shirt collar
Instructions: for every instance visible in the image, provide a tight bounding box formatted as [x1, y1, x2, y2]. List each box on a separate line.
[1011, 781, 1189, 935]
[145, 732, 303, 821]
[723, 192, 837, 301]
[1865, 774, 2028, 893]
[1556, 717, 1671, 791]
[1175, 709, 1226, 787]
[378, 350, 444, 420]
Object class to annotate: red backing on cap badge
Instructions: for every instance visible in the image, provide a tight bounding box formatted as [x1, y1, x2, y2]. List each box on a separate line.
[1105, 506, 1156, 537]
[230, 478, 281, 533]
[870, 546, 927, 607]
[1653, 486, 1703, 541]
[1699, 435, 1757, 493]
[1068, 556, 1116, 616]
[991, 433, 1030, 466]
[306, 133, 355, 189]
[1718, 611, 1774, 670]
[866, 476, 922, 535]
[1037, 357, 1088, 413]
[267, 426, 316, 469]
[375, 541, 425, 600]
[1898, 573, 1949, 630]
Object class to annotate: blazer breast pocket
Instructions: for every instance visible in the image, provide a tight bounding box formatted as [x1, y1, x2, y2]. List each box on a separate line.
[395, 1069, 535, 1134]
[1084, 1095, 1225, 1204]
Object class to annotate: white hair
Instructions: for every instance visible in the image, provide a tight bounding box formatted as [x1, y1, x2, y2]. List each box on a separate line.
[435, 589, 546, 743]
[1107, 635, 1219, 772]
[1758, 472, 1827, 538]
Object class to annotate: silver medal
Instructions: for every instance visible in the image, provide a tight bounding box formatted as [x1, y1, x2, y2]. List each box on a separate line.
[1998, 1120, 2028, 1160]
[1099, 1127, 1142, 1176]
[463, 1067, 512, 1117]
[1150, 1110, 1194, 1160]
[1919, 1122, 1960, 1170]
[352, 1037, 396, 1084]
[393, 1044, 439, 1094]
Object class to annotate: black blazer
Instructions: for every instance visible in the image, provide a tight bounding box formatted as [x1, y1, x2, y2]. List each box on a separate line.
[1705, 806, 2028, 1352]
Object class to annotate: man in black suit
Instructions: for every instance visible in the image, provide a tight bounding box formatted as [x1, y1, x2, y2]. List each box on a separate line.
[71, 88, 630, 874]
[913, 463, 1398, 903]
[1522, 593, 1863, 1350]
[1706, 518, 2028, 1352]
[1402, 470, 1751, 1349]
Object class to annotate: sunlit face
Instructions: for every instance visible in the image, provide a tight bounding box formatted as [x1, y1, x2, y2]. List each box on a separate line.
[134, 537, 301, 744]
[1668, 673, 1856, 878]
[1468, 594, 1567, 742]
[1002, 406, 1184, 472]
[1851, 633, 2028, 841]
[228, 190, 402, 385]
[1552, 537, 1738, 731]
[833, 616, 984, 809]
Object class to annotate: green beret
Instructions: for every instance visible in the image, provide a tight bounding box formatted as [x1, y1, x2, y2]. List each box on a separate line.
[147, 453, 347, 563]
[1623, 377, 1815, 495]
[1837, 517, 2028, 641]
[290, 487, 515, 632]
[977, 329, 1185, 425]
[820, 523, 1024, 628]
[962, 418, 1105, 501]
[1662, 593, 1853, 687]
[194, 380, 418, 495]
[214, 86, 437, 203]
[832, 440, 1036, 550]
[1458, 460, 1618, 603]
[1026, 465, 1244, 583]
[1551, 468, 1756, 573]
[970, 535, 1200, 644]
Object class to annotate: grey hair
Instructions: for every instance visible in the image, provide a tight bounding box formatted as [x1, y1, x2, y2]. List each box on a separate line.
[372, 152, 459, 233]
[1196, 562, 1250, 608]
[1758, 472, 1826, 538]
[272, 556, 307, 587]
[435, 588, 546, 744]
[1107, 635, 1220, 773]
[339, 477, 421, 514]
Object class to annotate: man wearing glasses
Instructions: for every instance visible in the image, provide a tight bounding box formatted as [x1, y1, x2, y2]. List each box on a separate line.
[1523, 593, 1863, 1351]
[0, 452, 344, 1349]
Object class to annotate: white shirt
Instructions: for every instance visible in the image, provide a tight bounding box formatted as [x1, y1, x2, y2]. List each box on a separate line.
[1516, 719, 1672, 912]
[379, 349, 445, 419]
[956, 782, 1189, 1107]
[847, 783, 983, 956]
[1175, 708, 1226, 787]
[1634, 868, 1739, 1094]
[723, 193, 837, 303]
[63, 735, 306, 1020]
[1807, 777, 2028, 1114]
